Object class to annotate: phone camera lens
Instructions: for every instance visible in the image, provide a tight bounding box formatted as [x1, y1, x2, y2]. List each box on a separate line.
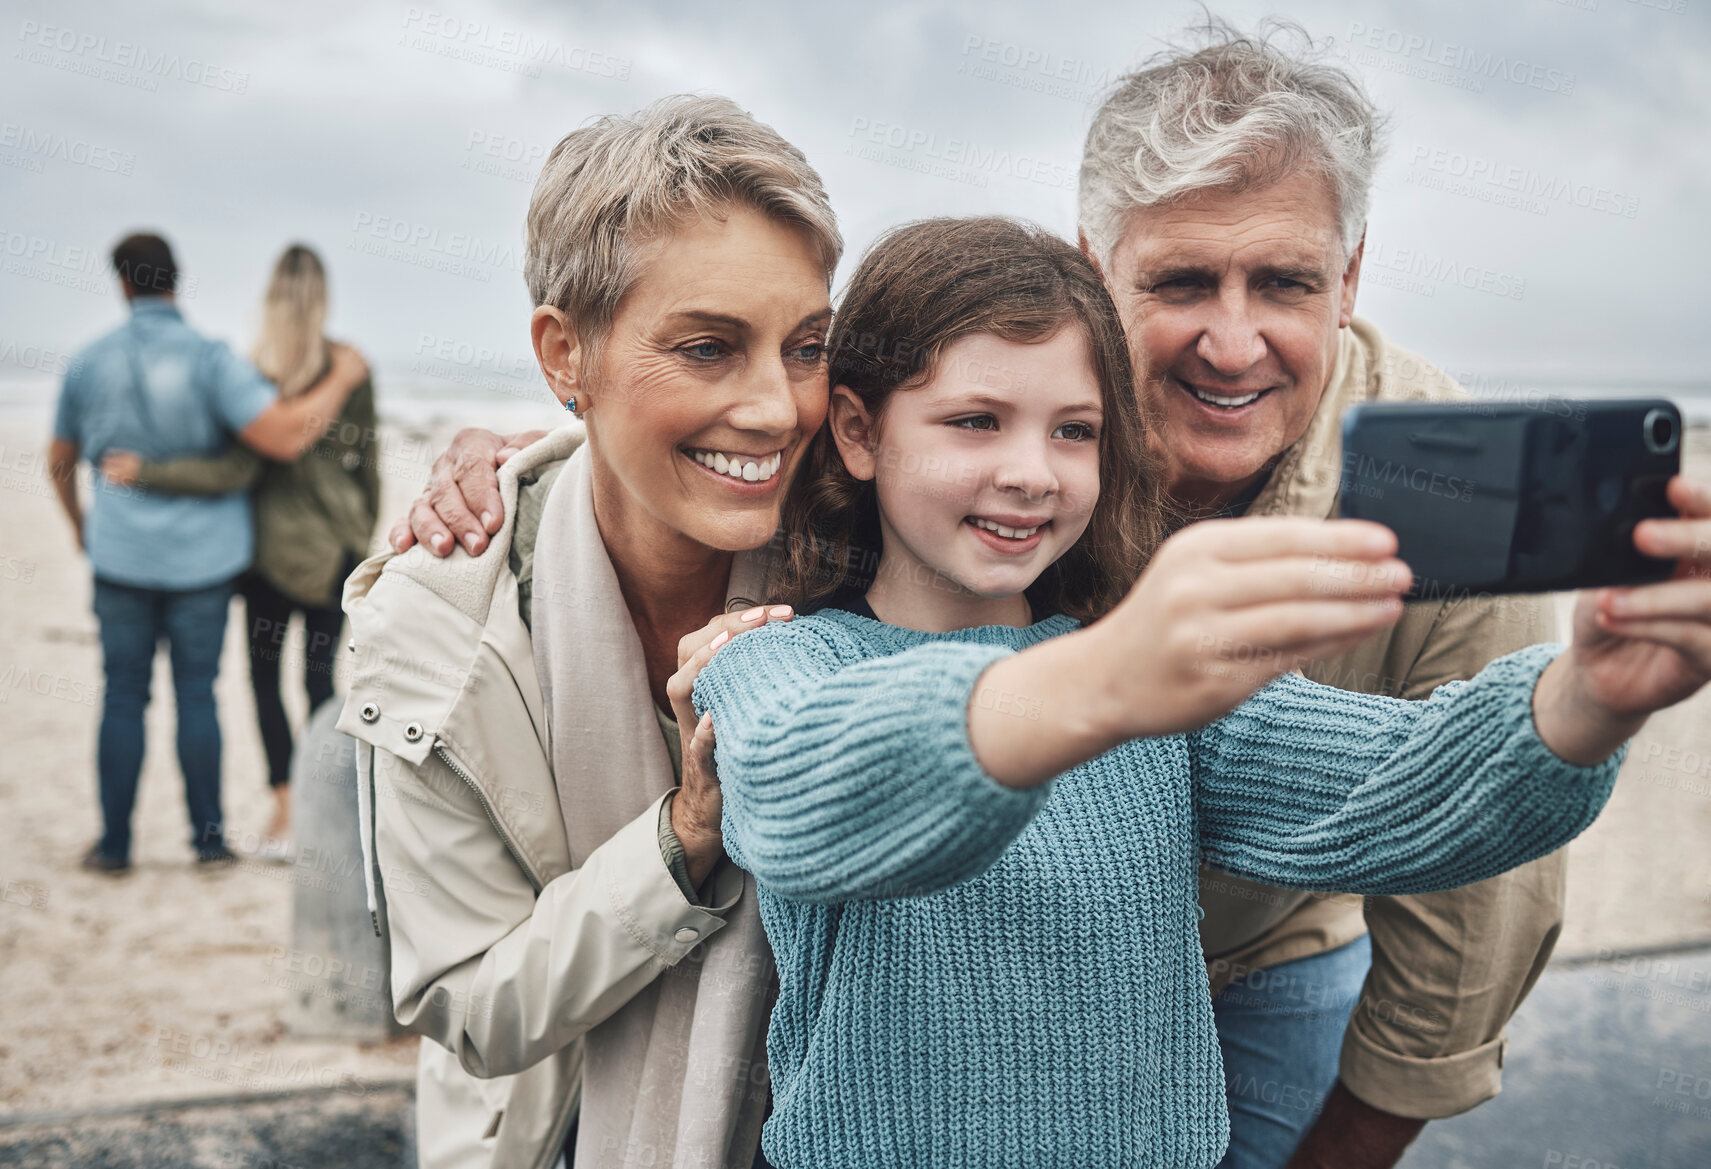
[1642, 408, 1678, 455]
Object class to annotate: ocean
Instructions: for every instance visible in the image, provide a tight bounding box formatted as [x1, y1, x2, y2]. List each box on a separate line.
[3, 369, 1708, 433]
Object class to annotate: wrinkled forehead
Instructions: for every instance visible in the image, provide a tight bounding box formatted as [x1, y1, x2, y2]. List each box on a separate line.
[1112, 171, 1344, 276]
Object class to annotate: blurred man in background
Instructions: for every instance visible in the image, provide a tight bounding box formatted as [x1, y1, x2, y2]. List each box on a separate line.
[1074, 26, 1560, 1169]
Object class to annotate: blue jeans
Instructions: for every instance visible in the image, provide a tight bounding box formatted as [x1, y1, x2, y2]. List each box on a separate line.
[92, 576, 235, 861]
[1212, 933, 1373, 1169]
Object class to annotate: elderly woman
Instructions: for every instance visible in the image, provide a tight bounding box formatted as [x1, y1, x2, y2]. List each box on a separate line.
[336, 96, 839, 1169]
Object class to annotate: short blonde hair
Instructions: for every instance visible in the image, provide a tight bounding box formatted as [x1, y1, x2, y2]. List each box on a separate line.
[525, 94, 842, 361]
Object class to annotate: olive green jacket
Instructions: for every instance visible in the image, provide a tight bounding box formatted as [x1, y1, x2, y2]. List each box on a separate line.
[135, 376, 381, 607]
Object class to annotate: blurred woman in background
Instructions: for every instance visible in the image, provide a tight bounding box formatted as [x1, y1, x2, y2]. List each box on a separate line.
[103, 244, 379, 856]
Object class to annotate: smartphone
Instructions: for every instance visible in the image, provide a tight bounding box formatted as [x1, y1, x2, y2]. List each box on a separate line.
[1337, 398, 1681, 596]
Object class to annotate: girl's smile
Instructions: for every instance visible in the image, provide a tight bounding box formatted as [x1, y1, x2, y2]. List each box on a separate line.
[965, 514, 1051, 555]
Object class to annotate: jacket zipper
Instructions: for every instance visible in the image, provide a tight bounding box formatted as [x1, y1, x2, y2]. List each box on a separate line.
[434, 738, 576, 1169]
[540, 1085, 579, 1169]
[433, 741, 543, 892]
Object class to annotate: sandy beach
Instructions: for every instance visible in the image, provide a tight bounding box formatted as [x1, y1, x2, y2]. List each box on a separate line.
[0, 416, 465, 1118]
[1, 419, 1708, 1118]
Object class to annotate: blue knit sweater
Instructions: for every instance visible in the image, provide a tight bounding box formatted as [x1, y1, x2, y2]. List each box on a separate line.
[691, 609, 1622, 1168]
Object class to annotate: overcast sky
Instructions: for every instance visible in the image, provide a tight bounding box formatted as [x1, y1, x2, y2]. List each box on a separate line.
[4, 0, 1708, 423]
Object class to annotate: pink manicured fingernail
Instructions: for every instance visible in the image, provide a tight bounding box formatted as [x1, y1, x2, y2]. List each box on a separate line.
[769, 605, 792, 618]
[480, 511, 494, 529]
[710, 630, 731, 649]
[740, 606, 765, 621]
[431, 534, 449, 553]
[463, 533, 481, 554]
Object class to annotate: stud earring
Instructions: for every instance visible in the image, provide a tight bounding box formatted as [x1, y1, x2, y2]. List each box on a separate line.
[564, 395, 577, 413]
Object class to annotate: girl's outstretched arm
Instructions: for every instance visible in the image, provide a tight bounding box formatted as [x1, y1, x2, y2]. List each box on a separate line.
[1190, 644, 1622, 896]
[967, 517, 1414, 787]
[692, 619, 1049, 904]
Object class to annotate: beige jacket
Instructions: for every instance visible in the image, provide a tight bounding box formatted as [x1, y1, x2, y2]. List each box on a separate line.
[1197, 317, 1563, 1119]
[336, 429, 747, 1169]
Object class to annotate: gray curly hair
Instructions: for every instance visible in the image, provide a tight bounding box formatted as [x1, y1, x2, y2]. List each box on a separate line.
[1079, 18, 1386, 269]
[525, 94, 842, 367]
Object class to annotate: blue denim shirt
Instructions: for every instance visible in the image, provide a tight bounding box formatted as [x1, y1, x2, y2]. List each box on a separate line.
[52, 297, 277, 590]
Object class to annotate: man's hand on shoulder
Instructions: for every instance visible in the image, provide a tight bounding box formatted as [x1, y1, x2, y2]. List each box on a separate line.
[238, 343, 371, 461]
[327, 341, 368, 387]
[390, 427, 547, 557]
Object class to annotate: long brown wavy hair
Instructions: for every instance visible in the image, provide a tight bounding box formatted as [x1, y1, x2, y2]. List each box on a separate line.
[771, 216, 1172, 623]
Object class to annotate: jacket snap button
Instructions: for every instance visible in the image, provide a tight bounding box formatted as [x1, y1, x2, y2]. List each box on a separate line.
[403, 722, 425, 743]
[359, 702, 380, 724]
[674, 927, 699, 943]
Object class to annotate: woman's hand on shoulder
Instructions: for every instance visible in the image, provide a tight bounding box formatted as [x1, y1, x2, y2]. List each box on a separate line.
[100, 450, 142, 487]
[665, 604, 796, 886]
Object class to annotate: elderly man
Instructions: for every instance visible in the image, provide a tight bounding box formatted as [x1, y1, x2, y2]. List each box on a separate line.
[1073, 27, 1560, 1169]
[388, 27, 1558, 1168]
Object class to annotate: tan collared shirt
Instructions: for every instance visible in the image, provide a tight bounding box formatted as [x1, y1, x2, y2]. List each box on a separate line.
[1196, 317, 1563, 1119]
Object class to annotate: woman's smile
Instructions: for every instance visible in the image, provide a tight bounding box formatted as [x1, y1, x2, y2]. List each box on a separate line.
[681, 445, 787, 494]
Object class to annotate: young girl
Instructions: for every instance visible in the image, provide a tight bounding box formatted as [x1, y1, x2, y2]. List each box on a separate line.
[680, 217, 1711, 1167]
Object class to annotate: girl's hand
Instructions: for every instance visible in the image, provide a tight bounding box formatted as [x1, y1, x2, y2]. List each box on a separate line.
[664, 604, 795, 886]
[100, 450, 142, 487]
[969, 516, 1411, 788]
[1098, 516, 1412, 738]
[1536, 476, 1711, 763]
